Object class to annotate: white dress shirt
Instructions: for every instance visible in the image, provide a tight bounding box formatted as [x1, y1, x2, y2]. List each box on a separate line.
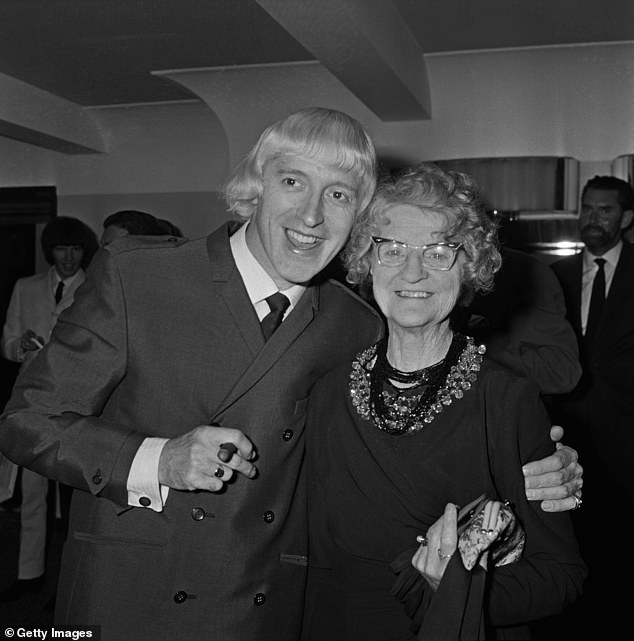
[127, 223, 305, 511]
[580, 241, 622, 335]
[54, 269, 82, 297]
[1, 266, 85, 364]
[229, 221, 305, 320]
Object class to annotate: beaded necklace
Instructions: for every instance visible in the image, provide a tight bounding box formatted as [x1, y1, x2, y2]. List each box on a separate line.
[349, 333, 485, 435]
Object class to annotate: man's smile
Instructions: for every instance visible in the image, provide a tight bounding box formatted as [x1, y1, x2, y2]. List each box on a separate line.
[395, 290, 433, 299]
[285, 228, 323, 250]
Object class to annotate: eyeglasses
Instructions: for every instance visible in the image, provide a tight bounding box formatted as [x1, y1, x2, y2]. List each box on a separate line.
[371, 236, 462, 270]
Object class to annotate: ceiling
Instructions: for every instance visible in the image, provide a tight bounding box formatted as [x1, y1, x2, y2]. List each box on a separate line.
[0, 0, 632, 108]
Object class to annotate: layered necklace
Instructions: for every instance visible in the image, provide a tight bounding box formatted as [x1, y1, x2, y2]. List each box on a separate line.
[349, 333, 485, 435]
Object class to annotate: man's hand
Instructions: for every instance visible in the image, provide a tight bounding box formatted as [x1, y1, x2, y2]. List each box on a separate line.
[158, 425, 257, 492]
[21, 329, 45, 352]
[522, 425, 583, 512]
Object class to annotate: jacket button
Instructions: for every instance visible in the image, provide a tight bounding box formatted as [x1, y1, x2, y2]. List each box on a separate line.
[253, 592, 266, 606]
[191, 507, 205, 521]
[282, 429, 294, 441]
[92, 472, 102, 484]
[263, 510, 275, 523]
[173, 591, 188, 604]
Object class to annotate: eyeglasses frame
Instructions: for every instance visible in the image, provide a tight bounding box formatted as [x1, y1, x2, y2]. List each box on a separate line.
[371, 236, 463, 271]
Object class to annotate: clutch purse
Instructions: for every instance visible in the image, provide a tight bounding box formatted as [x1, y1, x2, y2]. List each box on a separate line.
[457, 493, 525, 571]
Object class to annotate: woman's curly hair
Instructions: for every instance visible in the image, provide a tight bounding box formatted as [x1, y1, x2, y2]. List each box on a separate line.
[343, 163, 501, 305]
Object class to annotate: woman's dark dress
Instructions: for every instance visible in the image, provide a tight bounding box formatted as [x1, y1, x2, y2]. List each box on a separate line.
[302, 355, 585, 641]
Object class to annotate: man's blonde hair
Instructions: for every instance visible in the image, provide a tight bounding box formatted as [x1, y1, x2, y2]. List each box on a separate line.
[224, 107, 377, 220]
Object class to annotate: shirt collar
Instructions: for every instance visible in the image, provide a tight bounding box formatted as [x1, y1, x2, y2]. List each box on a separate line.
[51, 266, 83, 288]
[583, 240, 622, 270]
[229, 222, 305, 308]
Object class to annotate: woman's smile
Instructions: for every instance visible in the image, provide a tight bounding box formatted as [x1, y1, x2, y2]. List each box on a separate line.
[395, 289, 433, 299]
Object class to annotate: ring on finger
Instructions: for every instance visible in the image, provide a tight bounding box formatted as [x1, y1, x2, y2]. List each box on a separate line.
[214, 466, 225, 479]
[573, 493, 582, 510]
[437, 548, 452, 560]
[416, 535, 428, 546]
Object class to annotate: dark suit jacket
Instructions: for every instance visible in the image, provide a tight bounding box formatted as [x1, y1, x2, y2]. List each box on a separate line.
[551, 242, 634, 498]
[0, 223, 383, 641]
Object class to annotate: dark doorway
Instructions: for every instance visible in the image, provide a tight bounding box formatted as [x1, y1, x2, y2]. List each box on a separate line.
[0, 186, 56, 411]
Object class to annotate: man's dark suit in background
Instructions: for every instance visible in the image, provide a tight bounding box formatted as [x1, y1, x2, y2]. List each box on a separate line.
[553, 242, 634, 495]
[551, 175, 634, 640]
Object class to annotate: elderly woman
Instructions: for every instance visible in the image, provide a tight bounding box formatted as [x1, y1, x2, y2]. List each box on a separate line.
[302, 164, 585, 640]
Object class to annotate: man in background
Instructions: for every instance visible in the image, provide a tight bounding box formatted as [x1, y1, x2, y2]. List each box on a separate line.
[0, 216, 98, 602]
[551, 175, 634, 639]
[100, 209, 171, 246]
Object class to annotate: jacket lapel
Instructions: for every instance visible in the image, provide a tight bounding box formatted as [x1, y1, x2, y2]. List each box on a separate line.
[556, 255, 583, 335]
[221, 269, 265, 358]
[570, 256, 583, 335]
[205, 223, 318, 421]
[210, 285, 318, 422]
[207, 224, 263, 359]
[598, 243, 634, 339]
[57, 270, 86, 313]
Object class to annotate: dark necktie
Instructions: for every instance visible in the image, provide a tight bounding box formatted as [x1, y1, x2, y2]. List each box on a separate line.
[54, 280, 65, 304]
[261, 292, 290, 341]
[584, 257, 606, 347]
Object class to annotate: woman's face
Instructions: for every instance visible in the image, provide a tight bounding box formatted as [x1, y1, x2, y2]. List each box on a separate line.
[371, 204, 464, 332]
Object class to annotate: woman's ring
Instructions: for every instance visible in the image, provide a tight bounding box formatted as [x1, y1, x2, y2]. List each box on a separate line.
[214, 466, 225, 479]
[573, 494, 582, 510]
[437, 548, 452, 560]
[416, 535, 428, 546]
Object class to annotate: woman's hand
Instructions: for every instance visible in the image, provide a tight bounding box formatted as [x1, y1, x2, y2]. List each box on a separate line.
[411, 503, 458, 591]
[412, 500, 508, 589]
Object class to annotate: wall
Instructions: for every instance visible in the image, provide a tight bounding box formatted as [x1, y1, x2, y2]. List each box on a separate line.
[369, 42, 634, 173]
[0, 42, 632, 239]
[0, 102, 232, 239]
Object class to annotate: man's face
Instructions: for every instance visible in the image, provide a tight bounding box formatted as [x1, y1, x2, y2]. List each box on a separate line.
[245, 152, 361, 288]
[52, 245, 84, 278]
[579, 188, 633, 255]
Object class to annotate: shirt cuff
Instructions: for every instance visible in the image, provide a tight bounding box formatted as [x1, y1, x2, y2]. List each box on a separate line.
[127, 437, 170, 512]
